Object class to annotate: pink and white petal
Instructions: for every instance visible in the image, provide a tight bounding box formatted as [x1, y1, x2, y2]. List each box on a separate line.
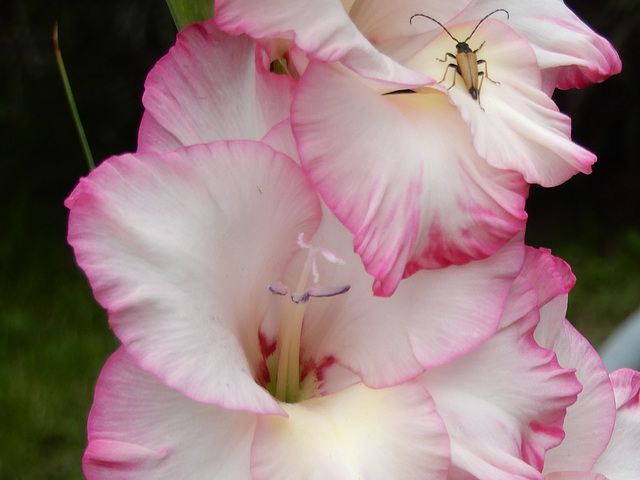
[592, 369, 640, 480]
[138, 19, 294, 154]
[545, 473, 608, 480]
[346, 0, 466, 65]
[260, 118, 300, 164]
[465, 80, 595, 187]
[524, 248, 616, 473]
[464, 0, 621, 91]
[538, 319, 616, 474]
[66, 140, 321, 412]
[214, 0, 430, 85]
[83, 348, 257, 479]
[293, 61, 527, 296]
[521, 247, 576, 309]
[610, 368, 640, 408]
[138, 111, 183, 155]
[422, 275, 582, 479]
[406, 20, 596, 187]
[299, 214, 524, 389]
[251, 381, 449, 480]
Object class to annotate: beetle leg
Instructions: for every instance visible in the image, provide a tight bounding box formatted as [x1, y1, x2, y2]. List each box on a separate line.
[439, 63, 458, 89]
[477, 60, 500, 85]
[476, 72, 486, 111]
[478, 71, 485, 92]
[436, 52, 457, 63]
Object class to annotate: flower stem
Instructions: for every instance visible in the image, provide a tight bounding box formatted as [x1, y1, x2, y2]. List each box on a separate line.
[52, 23, 95, 171]
[165, 0, 214, 30]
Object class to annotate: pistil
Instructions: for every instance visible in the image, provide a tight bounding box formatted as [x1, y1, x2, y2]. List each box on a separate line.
[269, 235, 350, 403]
[274, 248, 314, 403]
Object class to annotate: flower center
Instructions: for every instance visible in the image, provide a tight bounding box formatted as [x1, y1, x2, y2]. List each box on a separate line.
[267, 234, 349, 403]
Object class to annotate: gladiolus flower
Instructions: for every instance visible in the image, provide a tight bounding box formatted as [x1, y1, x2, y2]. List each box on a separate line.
[64, 10, 634, 479]
[69, 140, 585, 479]
[66, 131, 536, 478]
[66, 135, 526, 410]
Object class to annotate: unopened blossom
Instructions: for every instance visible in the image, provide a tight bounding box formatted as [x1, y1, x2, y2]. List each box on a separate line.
[214, 0, 620, 295]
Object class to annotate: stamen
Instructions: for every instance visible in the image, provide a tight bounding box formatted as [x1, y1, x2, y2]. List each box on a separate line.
[268, 282, 289, 296]
[306, 284, 351, 298]
[297, 232, 311, 249]
[297, 233, 345, 284]
[292, 284, 351, 304]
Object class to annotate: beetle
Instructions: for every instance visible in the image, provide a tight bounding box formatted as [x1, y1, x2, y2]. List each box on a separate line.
[409, 9, 509, 107]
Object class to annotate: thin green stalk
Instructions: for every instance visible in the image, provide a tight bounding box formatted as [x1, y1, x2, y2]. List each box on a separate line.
[53, 22, 95, 171]
[165, 0, 214, 30]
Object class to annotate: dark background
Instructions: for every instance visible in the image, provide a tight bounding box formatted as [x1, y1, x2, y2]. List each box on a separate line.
[1, 0, 639, 478]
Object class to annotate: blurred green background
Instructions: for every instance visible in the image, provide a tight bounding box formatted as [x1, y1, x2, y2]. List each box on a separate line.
[1, 0, 639, 478]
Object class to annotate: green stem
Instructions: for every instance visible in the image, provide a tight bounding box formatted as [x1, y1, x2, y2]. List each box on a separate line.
[53, 23, 95, 171]
[165, 0, 214, 30]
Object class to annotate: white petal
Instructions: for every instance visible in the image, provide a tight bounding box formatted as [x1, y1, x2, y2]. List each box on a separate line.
[545, 473, 607, 480]
[67, 141, 321, 412]
[83, 348, 256, 479]
[251, 381, 449, 480]
[297, 210, 525, 388]
[138, 19, 294, 153]
[523, 247, 616, 473]
[422, 275, 582, 479]
[406, 19, 596, 187]
[293, 61, 528, 295]
[464, 0, 621, 90]
[592, 369, 640, 480]
[215, 0, 430, 85]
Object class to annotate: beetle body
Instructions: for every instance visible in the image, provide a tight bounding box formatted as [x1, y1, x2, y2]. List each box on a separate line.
[454, 42, 481, 99]
[410, 9, 509, 106]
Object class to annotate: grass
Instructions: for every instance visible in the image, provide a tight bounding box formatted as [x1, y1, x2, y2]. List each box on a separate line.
[554, 229, 640, 347]
[0, 196, 117, 480]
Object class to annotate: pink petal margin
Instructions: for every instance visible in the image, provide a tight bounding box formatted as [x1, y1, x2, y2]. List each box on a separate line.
[462, 0, 622, 91]
[591, 368, 640, 479]
[524, 247, 616, 474]
[83, 348, 256, 479]
[293, 60, 528, 295]
[138, 18, 295, 154]
[66, 140, 321, 413]
[421, 261, 582, 479]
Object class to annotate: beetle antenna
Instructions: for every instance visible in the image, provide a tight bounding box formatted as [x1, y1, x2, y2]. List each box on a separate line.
[409, 13, 459, 43]
[463, 9, 509, 43]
